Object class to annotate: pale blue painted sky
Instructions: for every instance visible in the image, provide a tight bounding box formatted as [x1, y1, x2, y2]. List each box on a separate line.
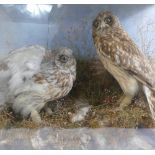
[0, 4, 155, 58]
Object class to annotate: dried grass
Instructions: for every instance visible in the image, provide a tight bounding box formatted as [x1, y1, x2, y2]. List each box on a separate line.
[0, 59, 154, 129]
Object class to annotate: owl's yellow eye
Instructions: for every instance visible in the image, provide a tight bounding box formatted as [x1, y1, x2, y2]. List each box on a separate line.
[93, 19, 100, 29]
[104, 16, 113, 25]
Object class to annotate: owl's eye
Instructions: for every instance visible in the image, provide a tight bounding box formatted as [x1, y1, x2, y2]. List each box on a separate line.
[59, 55, 69, 63]
[104, 16, 113, 25]
[93, 19, 100, 29]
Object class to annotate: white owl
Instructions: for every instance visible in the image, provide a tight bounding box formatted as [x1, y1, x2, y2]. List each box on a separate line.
[0, 45, 76, 123]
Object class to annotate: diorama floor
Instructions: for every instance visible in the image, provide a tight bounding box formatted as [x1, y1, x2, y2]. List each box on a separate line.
[0, 59, 154, 129]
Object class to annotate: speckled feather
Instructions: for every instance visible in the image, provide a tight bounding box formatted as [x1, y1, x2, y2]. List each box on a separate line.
[92, 11, 155, 120]
[0, 45, 76, 123]
[93, 21, 155, 89]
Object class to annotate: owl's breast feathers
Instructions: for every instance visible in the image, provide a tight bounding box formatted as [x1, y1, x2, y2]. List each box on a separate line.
[93, 29, 155, 90]
[33, 68, 74, 101]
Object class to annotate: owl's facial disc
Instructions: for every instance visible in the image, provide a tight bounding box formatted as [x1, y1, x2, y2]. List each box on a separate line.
[54, 47, 76, 72]
[93, 11, 118, 34]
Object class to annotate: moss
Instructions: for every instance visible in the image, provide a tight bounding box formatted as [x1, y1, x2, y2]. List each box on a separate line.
[0, 58, 154, 129]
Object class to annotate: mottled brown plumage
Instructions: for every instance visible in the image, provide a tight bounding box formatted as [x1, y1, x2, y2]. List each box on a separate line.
[92, 11, 155, 120]
[0, 46, 76, 123]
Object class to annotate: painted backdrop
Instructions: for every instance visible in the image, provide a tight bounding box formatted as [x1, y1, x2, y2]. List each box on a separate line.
[0, 4, 155, 58]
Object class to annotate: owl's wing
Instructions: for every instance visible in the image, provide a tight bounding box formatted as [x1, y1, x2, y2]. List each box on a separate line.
[0, 61, 11, 108]
[6, 45, 46, 73]
[100, 37, 155, 89]
[4, 45, 46, 91]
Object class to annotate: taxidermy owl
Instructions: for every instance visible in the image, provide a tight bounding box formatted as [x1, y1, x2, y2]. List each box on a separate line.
[0, 45, 76, 123]
[92, 11, 155, 121]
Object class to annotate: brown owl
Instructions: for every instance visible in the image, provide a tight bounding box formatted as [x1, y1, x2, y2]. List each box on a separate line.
[92, 11, 155, 121]
[0, 45, 76, 123]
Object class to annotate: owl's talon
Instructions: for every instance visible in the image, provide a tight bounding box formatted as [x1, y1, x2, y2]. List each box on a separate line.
[30, 110, 42, 124]
[45, 107, 53, 116]
[116, 95, 125, 105]
[115, 107, 124, 112]
[115, 95, 133, 112]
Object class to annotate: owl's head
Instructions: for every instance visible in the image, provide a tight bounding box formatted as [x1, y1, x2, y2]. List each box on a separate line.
[92, 11, 121, 35]
[54, 47, 76, 73]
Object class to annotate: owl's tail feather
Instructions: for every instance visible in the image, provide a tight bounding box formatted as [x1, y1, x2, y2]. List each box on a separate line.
[143, 85, 155, 121]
